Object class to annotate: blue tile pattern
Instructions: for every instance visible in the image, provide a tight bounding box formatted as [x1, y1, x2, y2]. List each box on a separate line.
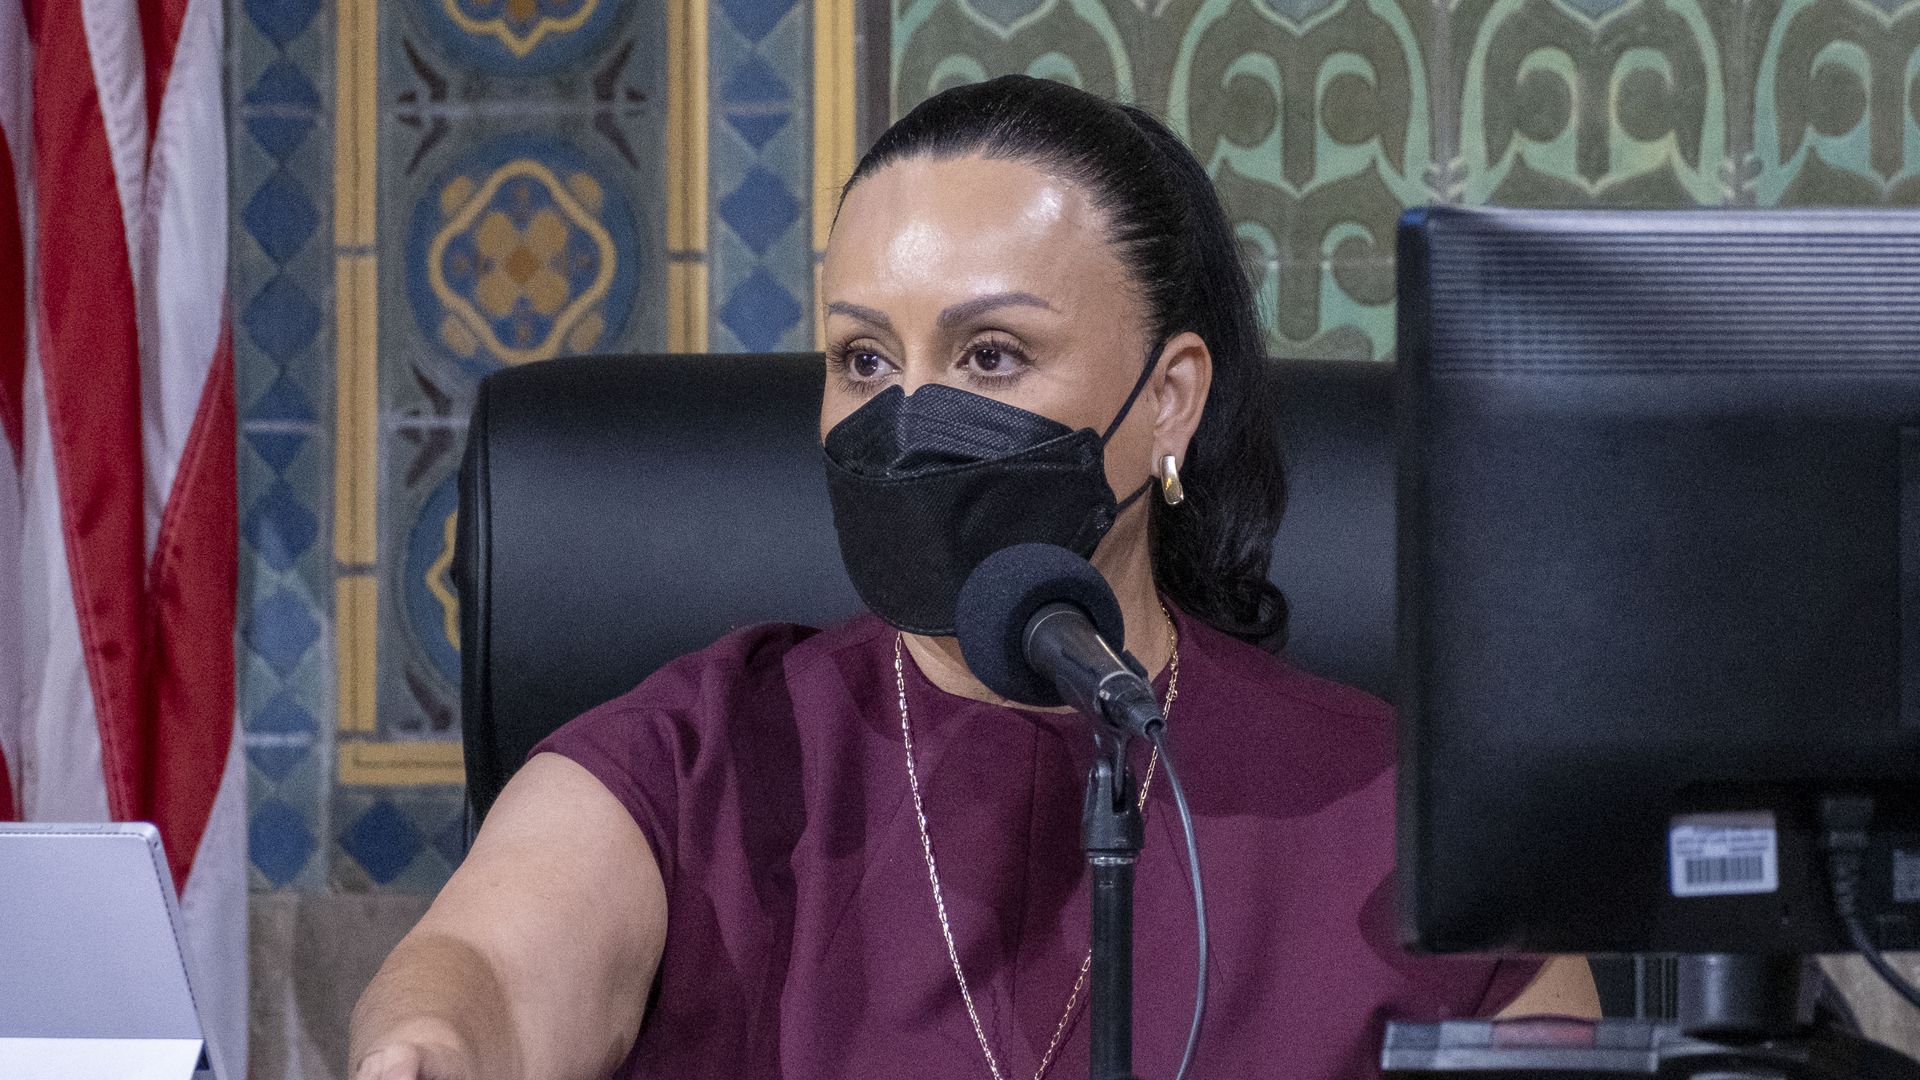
[340, 800, 425, 886]
[249, 799, 318, 888]
[719, 265, 804, 350]
[378, 427, 466, 738]
[244, 427, 308, 473]
[708, 0, 814, 352]
[242, 275, 323, 361]
[245, 588, 321, 679]
[343, 0, 669, 895]
[720, 0, 794, 43]
[241, 480, 320, 573]
[243, 376, 317, 426]
[234, 0, 807, 897]
[247, 691, 319, 783]
[331, 788, 471, 892]
[722, 55, 796, 151]
[717, 165, 801, 255]
[401, 473, 462, 687]
[243, 174, 319, 264]
[235, 0, 332, 893]
[242, 60, 322, 162]
[245, 0, 321, 47]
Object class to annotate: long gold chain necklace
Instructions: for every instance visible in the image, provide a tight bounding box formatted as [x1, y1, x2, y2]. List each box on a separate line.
[895, 612, 1179, 1080]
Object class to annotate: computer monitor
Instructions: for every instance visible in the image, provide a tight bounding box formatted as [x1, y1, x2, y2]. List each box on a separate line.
[1395, 206, 1920, 957]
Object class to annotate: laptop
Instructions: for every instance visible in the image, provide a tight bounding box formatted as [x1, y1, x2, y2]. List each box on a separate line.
[0, 823, 215, 1079]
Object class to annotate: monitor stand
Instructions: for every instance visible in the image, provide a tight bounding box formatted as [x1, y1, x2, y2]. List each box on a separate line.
[1382, 954, 1920, 1079]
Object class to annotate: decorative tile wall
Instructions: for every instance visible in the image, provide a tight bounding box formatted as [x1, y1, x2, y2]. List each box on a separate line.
[231, 0, 826, 903]
[343, 0, 672, 894]
[712, 0, 816, 351]
[231, 0, 849, 1074]
[1749, 0, 1920, 205]
[235, 0, 333, 899]
[889, 0, 1920, 360]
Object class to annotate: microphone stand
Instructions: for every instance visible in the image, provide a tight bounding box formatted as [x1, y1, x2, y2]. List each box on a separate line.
[1084, 723, 1145, 1080]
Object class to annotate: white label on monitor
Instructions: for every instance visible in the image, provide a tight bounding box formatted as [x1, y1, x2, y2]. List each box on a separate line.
[1669, 812, 1778, 898]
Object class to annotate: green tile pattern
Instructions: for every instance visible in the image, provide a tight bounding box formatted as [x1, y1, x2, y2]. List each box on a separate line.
[890, 0, 1920, 359]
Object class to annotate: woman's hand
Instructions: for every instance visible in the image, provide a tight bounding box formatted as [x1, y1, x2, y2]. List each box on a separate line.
[351, 1031, 479, 1080]
[347, 943, 506, 1080]
[1496, 955, 1603, 1019]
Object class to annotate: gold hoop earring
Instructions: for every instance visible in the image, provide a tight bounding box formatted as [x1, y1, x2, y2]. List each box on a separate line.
[1159, 454, 1185, 506]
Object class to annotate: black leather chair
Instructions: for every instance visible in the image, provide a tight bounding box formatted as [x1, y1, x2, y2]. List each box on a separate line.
[454, 352, 1392, 826]
[451, 351, 1649, 1019]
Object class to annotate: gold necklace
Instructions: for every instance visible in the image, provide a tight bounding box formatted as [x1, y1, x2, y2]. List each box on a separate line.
[894, 612, 1179, 1080]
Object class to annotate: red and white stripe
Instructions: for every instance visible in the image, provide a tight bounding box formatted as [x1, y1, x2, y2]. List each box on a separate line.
[0, 0, 242, 1075]
[0, 0, 27, 831]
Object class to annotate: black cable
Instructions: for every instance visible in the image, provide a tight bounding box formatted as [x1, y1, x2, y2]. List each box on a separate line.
[1841, 915, 1920, 1013]
[1820, 796, 1920, 1015]
[1149, 728, 1206, 1080]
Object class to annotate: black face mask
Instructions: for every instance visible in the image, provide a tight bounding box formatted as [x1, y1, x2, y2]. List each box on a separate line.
[821, 352, 1156, 636]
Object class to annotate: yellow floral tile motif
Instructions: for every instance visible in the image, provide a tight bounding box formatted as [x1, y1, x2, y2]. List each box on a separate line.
[426, 509, 459, 653]
[440, 0, 598, 58]
[427, 158, 617, 365]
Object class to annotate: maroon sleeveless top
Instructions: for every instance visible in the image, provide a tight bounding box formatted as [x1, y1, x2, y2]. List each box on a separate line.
[533, 604, 1541, 1078]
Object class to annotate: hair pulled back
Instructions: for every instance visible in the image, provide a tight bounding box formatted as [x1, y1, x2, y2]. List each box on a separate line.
[840, 75, 1289, 646]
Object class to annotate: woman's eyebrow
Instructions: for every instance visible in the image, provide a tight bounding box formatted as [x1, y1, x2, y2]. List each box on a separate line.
[825, 301, 894, 334]
[937, 291, 1056, 329]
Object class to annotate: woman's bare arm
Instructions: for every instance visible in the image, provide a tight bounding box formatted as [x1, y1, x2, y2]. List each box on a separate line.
[349, 753, 668, 1080]
[1496, 955, 1602, 1019]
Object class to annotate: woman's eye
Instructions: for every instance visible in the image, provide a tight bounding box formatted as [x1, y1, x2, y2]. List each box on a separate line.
[962, 341, 1025, 376]
[826, 345, 892, 393]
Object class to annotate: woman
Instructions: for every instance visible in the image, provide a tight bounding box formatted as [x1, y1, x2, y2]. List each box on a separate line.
[350, 75, 1598, 1080]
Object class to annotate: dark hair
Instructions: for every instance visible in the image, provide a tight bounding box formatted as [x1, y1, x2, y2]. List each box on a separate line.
[839, 75, 1289, 646]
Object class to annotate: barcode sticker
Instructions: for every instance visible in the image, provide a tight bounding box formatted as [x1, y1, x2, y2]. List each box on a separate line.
[1670, 812, 1778, 898]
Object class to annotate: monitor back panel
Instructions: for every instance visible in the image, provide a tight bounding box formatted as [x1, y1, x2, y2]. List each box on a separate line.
[1397, 207, 1920, 954]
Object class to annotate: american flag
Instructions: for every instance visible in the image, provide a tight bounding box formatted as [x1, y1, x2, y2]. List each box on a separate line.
[0, 0, 244, 1074]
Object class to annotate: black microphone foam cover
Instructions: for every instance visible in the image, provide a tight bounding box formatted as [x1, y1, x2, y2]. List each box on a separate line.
[954, 542, 1127, 707]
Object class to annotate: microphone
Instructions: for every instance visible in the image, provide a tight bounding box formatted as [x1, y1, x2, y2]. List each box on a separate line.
[954, 543, 1166, 740]
[959, 544, 1209, 1080]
